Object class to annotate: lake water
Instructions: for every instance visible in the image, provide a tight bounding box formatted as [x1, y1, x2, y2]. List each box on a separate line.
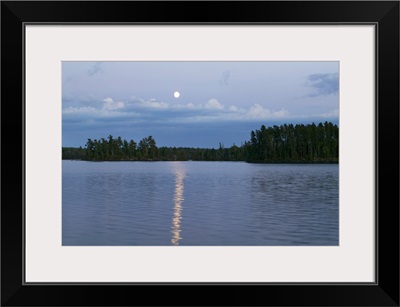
[62, 161, 338, 246]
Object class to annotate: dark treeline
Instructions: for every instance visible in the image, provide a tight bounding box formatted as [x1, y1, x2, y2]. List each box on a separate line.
[245, 121, 338, 163]
[62, 137, 244, 161]
[62, 121, 338, 163]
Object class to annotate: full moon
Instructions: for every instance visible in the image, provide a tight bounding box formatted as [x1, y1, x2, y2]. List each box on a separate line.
[173, 91, 180, 98]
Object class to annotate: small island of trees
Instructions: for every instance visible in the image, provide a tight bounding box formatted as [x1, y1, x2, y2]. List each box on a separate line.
[62, 121, 338, 163]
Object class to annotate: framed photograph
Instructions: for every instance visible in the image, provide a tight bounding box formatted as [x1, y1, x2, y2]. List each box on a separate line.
[2, 1, 399, 306]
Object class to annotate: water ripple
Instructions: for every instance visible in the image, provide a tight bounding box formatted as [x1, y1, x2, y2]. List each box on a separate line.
[63, 161, 338, 246]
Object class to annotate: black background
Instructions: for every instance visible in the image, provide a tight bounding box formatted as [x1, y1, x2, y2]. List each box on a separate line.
[1, 1, 399, 306]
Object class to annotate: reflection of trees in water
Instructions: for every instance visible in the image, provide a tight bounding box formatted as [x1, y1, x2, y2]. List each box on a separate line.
[249, 166, 338, 245]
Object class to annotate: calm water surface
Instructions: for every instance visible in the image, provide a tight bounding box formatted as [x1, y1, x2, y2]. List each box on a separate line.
[62, 161, 338, 246]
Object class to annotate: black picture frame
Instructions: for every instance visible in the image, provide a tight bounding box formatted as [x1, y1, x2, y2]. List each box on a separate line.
[1, 1, 399, 306]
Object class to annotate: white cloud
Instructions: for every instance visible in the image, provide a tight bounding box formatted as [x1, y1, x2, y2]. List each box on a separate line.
[319, 109, 339, 118]
[63, 105, 139, 119]
[141, 99, 169, 109]
[125, 97, 291, 122]
[247, 103, 271, 119]
[222, 105, 290, 121]
[103, 97, 124, 110]
[63, 106, 97, 114]
[205, 98, 224, 110]
[170, 102, 198, 110]
[64, 95, 293, 124]
[229, 105, 240, 112]
[164, 104, 291, 123]
[271, 108, 289, 118]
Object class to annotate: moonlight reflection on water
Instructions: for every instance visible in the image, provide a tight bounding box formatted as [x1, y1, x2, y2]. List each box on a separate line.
[171, 163, 185, 246]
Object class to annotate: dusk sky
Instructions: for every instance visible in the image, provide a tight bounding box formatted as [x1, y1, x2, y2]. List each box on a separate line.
[62, 61, 339, 148]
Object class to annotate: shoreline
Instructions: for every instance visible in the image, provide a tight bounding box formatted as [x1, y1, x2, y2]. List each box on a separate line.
[62, 159, 339, 164]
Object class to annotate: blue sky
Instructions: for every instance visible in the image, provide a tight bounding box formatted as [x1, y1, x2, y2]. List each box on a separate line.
[62, 61, 339, 148]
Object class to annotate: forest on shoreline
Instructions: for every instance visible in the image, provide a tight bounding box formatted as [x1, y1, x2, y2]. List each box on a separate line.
[62, 121, 339, 163]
